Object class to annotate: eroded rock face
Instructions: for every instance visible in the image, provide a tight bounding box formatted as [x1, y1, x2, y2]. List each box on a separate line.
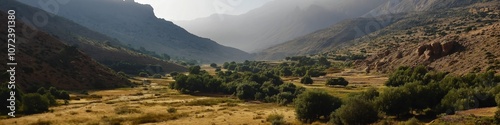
[416, 41, 460, 60]
[431, 42, 443, 56]
[442, 41, 458, 55]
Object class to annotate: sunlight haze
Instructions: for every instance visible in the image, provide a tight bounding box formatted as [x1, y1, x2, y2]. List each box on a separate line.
[135, 0, 274, 21]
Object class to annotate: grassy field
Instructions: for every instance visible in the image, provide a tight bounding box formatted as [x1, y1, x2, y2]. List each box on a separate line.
[1, 66, 496, 125]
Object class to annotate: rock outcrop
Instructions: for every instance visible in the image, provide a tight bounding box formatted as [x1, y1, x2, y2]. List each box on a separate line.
[416, 41, 460, 60]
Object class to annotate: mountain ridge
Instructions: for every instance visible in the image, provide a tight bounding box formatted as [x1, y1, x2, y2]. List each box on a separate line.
[0, 0, 187, 75]
[0, 12, 132, 91]
[175, 0, 389, 52]
[17, 0, 250, 63]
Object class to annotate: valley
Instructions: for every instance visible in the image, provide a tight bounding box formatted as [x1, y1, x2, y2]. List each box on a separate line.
[1, 0, 500, 124]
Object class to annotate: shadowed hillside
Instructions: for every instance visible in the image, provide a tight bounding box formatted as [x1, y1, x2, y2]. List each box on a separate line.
[0, 12, 131, 91]
[17, 0, 251, 63]
[0, 0, 187, 75]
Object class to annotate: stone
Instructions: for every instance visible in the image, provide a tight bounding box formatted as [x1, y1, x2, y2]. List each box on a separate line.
[442, 41, 457, 55]
[431, 42, 442, 56]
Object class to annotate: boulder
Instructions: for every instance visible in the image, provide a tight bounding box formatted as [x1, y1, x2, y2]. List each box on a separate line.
[431, 42, 442, 56]
[442, 41, 457, 55]
[416, 44, 429, 55]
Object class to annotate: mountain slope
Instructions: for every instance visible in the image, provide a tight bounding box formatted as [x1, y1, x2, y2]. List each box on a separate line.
[175, 0, 388, 52]
[17, 0, 250, 63]
[0, 0, 187, 75]
[256, 14, 404, 60]
[353, 1, 500, 75]
[0, 12, 131, 91]
[365, 0, 486, 17]
[258, 0, 496, 60]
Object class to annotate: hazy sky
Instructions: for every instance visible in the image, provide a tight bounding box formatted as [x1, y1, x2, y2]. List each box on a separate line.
[135, 0, 274, 21]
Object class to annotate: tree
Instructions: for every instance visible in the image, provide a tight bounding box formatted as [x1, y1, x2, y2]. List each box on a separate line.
[189, 66, 201, 74]
[280, 67, 293, 77]
[45, 93, 57, 106]
[236, 81, 260, 100]
[58, 91, 70, 100]
[326, 77, 349, 86]
[223, 62, 229, 69]
[22, 93, 49, 114]
[170, 72, 179, 77]
[210, 63, 218, 68]
[49, 87, 58, 96]
[37, 87, 47, 95]
[330, 98, 379, 125]
[300, 76, 313, 85]
[152, 74, 162, 78]
[295, 90, 342, 123]
[375, 87, 411, 117]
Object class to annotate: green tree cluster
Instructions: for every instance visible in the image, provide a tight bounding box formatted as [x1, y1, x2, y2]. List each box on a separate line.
[326, 77, 349, 86]
[171, 66, 305, 105]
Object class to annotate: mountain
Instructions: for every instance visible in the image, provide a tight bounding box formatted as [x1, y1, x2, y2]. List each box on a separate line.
[256, 14, 404, 60]
[16, 0, 250, 63]
[354, 1, 500, 75]
[257, 0, 496, 60]
[175, 0, 388, 52]
[0, 12, 131, 91]
[0, 0, 187, 75]
[365, 0, 483, 17]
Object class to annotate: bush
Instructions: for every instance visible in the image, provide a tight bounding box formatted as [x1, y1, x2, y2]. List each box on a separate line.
[330, 98, 379, 125]
[267, 113, 285, 125]
[45, 93, 57, 106]
[37, 87, 47, 95]
[22, 93, 50, 114]
[138, 72, 149, 77]
[58, 91, 70, 100]
[169, 72, 179, 77]
[189, 66, 201, 74]
[300, 76, 313, 85]
[117, 71, 130, 78]
[375, 87, 411, 117]
[152, 74, 162, 78]
[167, 107, 177, 113]
[275, 92, 294, 105]
[295, 90, 342, 123]
[210, 63, 218, 68]
[236, 81, 260, 100]
[404, 117, 420, 125]
[326, 77, 349, 86]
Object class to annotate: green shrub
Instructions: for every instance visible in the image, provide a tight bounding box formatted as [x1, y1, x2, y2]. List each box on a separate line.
[295, 90, 342, 123]
[267, 113, 285, 125]
[300, 76, 313, 85]
[22, 93, 50, 114]
[275, 92, 294, 105]
[330, 98, 379, 125]
[210, 63, 218, 68]
[117, 71, 130, 78]
[236, 81, 260, 100]
[375, 87, 411, 117]
[152, 74, 162, 78]
[138, 72, 149, 77]
[326, 77, 349, 86]
[404, 117, 420, 125]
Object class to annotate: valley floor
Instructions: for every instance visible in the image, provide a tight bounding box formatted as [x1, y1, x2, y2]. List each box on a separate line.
[0, 68, 495, 125]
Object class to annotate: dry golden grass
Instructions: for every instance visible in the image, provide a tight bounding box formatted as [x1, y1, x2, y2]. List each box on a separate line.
[0, 70, 391, 125]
